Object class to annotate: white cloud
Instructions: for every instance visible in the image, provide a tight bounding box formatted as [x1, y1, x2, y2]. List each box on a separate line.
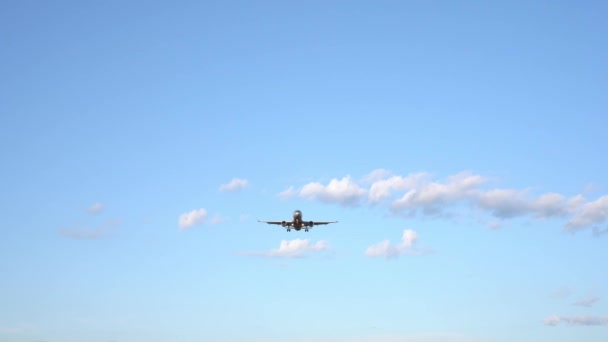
[475, 189, 531, 218]
[86, 202, 104, 214]
[543, 315, 561, 326]
[567, 195, 586, 212]
[544, 315, 608, 326]
[219, 178, 249, 192]
[365, 229, 427, 258]
[279, 169, 608, 232]
[244, 239, 329, 258]
[574, 295, 600, 307]
[368, 173, 428, 203]
[391, 172, 486, 215]
[360, 168, 392, 184]
[299, 176, 367, 206]
[477, 191, 574, 220]
[278, 186, 296, 199]
[566, 195, 608, 231]
[486, 221, 504, 230]
[531, 193, 569, 219]
[178, 208, 207, 230]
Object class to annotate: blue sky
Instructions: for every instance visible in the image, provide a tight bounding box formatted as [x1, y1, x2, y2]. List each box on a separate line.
[1, 1, 607, 341]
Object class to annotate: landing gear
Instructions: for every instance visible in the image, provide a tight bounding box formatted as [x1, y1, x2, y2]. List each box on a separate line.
[305, 228, 309, 232]
[287, 228, 291, 232]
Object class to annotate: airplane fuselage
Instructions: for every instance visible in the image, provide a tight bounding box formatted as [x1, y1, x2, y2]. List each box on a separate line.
[282, 210, 313, 231]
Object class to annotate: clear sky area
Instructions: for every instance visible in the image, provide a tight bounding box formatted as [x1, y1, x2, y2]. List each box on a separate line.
[1, 1, 607, 341]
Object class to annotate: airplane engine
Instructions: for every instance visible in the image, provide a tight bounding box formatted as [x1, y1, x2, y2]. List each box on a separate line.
[309, 221, 314, 227]
[281, 221, 286, 227]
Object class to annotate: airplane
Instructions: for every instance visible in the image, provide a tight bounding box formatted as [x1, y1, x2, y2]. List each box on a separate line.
[258, 209, 338, 232]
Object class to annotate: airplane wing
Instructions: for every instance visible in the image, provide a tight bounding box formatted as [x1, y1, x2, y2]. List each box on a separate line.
[310, 221, 338, 226]
[258, 220, 292, 226]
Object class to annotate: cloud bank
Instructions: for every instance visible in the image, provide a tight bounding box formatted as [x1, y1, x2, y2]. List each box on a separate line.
[544, 315, 608, 326]
[279, 169, 608, 232]
[219, 178, 249, 192]
[296, 176, 367, 206]
[257, 333, 486, 342]
[243, 238, 329, 258]
[178, 208, 207, 230]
